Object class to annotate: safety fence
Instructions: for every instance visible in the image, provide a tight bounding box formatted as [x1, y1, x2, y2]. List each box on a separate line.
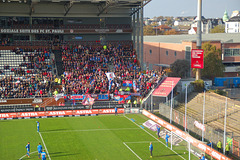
[158, 103, 239, 159]
[142, 109, 232, 160]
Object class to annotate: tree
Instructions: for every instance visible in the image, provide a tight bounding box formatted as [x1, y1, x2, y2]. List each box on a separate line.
[210, 25, 225, 33]
[143, 25, 155, 35]
[166, 17, 173, 26]
[164, 29, 177, 35]
[169, 59, 190, 78]
[201, 42, 225, 80]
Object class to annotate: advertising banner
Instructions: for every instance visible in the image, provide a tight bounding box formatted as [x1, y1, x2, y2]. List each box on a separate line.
[82, 95, 95, 106]
[68, 94, 109, 101]
[70, 95, 86, 100]
[0, 108, 124, 119]
[152, 77, 181, 97]
[143, 120, 161, 131]
[194, 121, 206, 131]
[191, 49, 204, 69]
[142, 110, 231, 160]
[122, 80, 133, 87]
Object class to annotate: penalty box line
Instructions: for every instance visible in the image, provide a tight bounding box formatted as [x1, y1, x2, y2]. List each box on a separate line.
[122, 141, 159, 160]
[39, 132, 51, 160]
[41, 128, 141, 134]
[123, 142, 142, 160]
[124, 115, 186, 160]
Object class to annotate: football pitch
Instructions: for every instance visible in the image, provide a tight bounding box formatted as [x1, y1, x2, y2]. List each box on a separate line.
[0, 114, 198, 160]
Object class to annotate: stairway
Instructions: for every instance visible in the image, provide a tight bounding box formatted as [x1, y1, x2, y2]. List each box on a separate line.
[53, 50, 63, 76]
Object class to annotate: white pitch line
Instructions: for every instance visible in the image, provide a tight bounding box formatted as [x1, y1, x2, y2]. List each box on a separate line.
[124, 141, 159, 144]
[41, 128, 140, 133]
[123, 142, 142, 160]
[39, 132, 51, 160]
[124, 115, 186, 160]
[19, 150, 38, 160]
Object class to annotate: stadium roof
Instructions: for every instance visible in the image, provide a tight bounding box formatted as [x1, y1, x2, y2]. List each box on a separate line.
[144, 33, 240, 44]
[0, 0, 151, 17]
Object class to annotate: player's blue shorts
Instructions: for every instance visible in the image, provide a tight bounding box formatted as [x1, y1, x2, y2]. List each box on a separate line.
[42, 157, 46, 160]
[38, 150, 42, 154]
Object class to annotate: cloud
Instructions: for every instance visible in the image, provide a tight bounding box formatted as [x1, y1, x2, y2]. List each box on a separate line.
[180, 10, 189, 15]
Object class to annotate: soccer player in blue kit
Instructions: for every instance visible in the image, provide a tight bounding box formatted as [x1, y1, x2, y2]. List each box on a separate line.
[37, 143, 43, 159]
[149, 142, 153, 158]
[37, 121, 40, 132]
[165, 133, 170, 147]
[41, 149, 47, 160]
[26, 142, 30, 157]
[156, 126, 160, 139]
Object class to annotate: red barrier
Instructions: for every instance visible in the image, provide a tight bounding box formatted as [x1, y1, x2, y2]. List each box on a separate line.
[142, 109, 231, 160]
[0, 108, 124, 119]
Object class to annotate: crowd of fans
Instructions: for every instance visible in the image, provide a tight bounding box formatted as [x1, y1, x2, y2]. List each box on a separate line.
[0, 43, 164, 99]
[0, 48, 54, 98]
[12, 48, 53, 76]
[0, 74, 53, 99]
[61, 44, 163, 97]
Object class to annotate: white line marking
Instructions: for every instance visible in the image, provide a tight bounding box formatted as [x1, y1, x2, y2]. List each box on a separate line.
[123, 142, 142, 160]
[19, 150, 38, 160]
[124, 141, 159, 144]
[124, 115, 186, 160]
[41, 128, 140, 133]
[39, 132, 51, 160]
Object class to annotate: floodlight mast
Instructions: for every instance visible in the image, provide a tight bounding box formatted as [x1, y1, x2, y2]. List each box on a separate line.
[196, 0, 202, 80]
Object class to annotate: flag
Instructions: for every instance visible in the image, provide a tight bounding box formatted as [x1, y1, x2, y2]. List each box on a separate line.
[73, 98, 76, 105]
[133, 80, 137, 91]
[114, 96, 123, 101]
[90, 79, 95, 86]
[54, 93, 64, 101]
[82, 94, 95, 106]
[122, 80, 133, 87]
[109, 80, 113, 90]
[106, 72, 115, 81]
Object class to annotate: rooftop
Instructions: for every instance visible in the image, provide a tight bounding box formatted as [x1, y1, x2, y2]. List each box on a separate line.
[144, 33, 240, 44]
[227, 16, 240, 22]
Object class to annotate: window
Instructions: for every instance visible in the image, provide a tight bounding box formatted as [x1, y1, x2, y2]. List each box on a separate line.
[185, 46, 191, 61]
[174, 51, 177, 56]
[149, 49, 152, 54]
[224, 49, 231, 56]
[224, 48, 240, 56]
[233, 49, 240, 56]
[166, 50, 168, 56]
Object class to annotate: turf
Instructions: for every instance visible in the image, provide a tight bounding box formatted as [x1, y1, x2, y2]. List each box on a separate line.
[0, 114, 199, 160]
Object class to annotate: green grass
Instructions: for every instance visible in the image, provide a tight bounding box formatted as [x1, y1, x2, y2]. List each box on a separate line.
[0, 114, 198, 160]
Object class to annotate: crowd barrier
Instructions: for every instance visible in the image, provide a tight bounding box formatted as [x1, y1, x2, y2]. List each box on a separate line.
[0, 108, 124, 120]
[142, 109, 231, 160]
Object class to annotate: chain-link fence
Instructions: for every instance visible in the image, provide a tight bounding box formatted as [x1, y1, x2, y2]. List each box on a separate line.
[158, 103, 239, 159]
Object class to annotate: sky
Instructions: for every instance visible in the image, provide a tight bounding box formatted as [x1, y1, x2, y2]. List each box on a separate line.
[144, 0, 240, 18]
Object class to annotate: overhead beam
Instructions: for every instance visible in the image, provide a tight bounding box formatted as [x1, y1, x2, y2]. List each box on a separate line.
[130, 0, 151, 16]
[97, 0, 114, 16]
[64, 1, 74, 16]
[29, 2, 35, 16]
